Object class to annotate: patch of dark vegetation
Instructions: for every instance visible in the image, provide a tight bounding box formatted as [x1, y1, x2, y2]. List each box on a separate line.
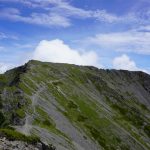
[0, 112, 5, 127]
[144, 124, 150, 138]
[67, 100, 78, 109]
[77, 114, 88, 122]
[43, 119, 52, 127]
[0, 96, 3, 109]
[140, 103, 149, 111]
[52, 80, 63, 86]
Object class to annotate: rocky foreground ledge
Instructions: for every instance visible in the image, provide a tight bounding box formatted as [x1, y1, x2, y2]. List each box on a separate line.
[0, 137, 40, 150]
[0, 137, 56, 150]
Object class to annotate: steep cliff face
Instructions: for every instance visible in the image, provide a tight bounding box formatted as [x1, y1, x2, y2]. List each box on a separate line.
[0, 60, 150, 150]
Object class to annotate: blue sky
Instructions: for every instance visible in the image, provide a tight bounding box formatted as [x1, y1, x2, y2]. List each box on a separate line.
[0, 0, 150, 73]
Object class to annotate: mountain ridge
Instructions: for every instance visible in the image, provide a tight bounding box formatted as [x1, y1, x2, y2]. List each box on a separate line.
[0, 60, 150, 150]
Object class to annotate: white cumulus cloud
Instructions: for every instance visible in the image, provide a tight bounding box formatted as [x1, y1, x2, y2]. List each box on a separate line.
[112, 54, 149, 74]
[113, 54, 138, 71]
[32, 39, 100, 67]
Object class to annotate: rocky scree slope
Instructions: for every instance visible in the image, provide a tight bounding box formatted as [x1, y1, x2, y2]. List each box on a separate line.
[0, 60, 150, 150]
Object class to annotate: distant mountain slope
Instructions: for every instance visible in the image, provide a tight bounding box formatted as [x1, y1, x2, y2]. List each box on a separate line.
[0, 60, 150, 150]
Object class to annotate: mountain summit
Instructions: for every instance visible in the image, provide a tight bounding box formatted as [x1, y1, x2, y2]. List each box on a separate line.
[0, 60, 150, 150]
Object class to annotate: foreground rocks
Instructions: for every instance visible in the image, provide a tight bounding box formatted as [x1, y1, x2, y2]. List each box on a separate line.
[0, 137, 56, 150]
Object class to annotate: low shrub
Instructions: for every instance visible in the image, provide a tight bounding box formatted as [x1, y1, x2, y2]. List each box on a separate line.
[43, 119, 52, 126]
[77, 114, 88, 122]
[67, 101, 78, 109]
[0, 112, 5, 126]
[144, 124, 150, 137]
